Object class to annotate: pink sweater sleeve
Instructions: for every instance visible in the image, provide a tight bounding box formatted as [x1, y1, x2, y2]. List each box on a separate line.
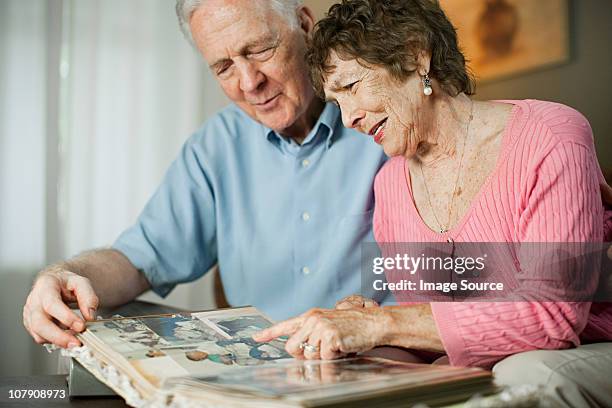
[432, 137, 604, 368]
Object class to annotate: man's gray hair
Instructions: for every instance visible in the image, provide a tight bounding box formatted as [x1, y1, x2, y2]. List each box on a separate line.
[176, 0, 304, 46]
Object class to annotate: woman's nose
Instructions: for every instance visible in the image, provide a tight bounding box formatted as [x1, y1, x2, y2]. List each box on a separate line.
[342, 108, 365, 130]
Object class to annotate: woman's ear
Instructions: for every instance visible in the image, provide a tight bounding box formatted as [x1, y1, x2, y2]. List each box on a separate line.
[416, 51, 432, 76]
[297, 6, 316, 36]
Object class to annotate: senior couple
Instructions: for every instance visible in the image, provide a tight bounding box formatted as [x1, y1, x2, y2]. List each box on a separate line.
[23, 0, 612, 406]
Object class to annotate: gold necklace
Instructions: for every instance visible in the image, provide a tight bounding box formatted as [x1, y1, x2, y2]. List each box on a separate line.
[419, 100, 475, 234]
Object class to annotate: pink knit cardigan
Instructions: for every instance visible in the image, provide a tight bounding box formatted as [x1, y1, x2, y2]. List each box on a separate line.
[373, 100, 612, 368]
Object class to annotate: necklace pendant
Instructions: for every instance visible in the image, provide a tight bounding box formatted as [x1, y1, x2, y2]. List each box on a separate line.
[439, 228, 447, 234]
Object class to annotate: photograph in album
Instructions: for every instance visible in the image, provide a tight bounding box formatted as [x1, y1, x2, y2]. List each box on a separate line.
[63, 306, 494, 407]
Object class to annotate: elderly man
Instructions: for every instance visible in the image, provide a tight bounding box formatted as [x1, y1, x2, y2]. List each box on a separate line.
[22, 0, 386, 349]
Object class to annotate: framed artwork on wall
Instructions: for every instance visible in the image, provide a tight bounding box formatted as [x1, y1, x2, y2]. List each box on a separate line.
[440, 0, 570, 82]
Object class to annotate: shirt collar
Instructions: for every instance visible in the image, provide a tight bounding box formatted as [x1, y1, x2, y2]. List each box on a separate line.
[265, 102, 341, 149]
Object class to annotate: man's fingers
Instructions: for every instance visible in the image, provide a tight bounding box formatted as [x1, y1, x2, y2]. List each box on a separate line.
[31, 331, 46, 345]
[24, 269, 91, 347]
[25, 313, 47, 344]
[66, 275, 99, 321]
[25, 322, 47, 344]
[43, 296, 85, 332]
[252, 316, 303, 342]
[23, 310, 44, 344]
[30, 310, 81, 348]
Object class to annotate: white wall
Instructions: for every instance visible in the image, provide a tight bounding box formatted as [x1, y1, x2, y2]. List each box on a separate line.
[0, 1, 47, 268]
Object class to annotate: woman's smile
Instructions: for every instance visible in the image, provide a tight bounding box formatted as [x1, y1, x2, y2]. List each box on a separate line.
[369, 118, 388, 144]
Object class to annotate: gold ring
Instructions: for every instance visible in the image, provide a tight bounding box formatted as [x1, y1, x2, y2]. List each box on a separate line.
[299, 342, 319, 353]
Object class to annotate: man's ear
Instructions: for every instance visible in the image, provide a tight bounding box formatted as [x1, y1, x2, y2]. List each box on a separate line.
[297, 6, 316, 36]
[416, 51, 432, 76]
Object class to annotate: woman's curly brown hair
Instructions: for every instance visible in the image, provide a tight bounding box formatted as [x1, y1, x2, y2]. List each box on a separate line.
[307, 0, 475, 98]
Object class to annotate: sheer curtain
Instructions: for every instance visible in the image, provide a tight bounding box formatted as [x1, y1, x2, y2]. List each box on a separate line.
[59, 0, 227, 309]
[0, 0, 226, 375]
[0, 0, 50, 377]
[61, 0, 225, 257]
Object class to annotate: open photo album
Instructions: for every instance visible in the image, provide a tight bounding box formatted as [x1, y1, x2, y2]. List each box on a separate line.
[67, 306, 494, 407]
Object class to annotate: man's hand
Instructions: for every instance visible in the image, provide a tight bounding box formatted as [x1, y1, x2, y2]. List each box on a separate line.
[23, 266, 99, 348]
[334, 294, 379, 310]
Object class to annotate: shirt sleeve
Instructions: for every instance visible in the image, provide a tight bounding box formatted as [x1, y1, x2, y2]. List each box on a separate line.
[432, 137, 604, 368]
[113, 134, 218, 297]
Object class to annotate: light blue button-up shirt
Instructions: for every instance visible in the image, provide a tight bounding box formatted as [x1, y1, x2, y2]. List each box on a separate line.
[113, 103, 387, 320]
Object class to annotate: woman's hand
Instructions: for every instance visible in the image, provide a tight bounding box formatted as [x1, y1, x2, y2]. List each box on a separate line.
[252, 308, 391, 360]
[334, 294, 379, 310]
[253, 304, 445, 360]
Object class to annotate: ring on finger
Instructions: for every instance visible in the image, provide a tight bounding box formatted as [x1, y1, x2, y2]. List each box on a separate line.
[299, 342, 319, 353]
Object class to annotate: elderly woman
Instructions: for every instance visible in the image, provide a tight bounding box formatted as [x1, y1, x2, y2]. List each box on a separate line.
[254, 0, 612, 383]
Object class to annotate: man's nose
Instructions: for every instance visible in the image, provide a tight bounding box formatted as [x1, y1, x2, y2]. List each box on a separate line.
[237, 62, 265, 93]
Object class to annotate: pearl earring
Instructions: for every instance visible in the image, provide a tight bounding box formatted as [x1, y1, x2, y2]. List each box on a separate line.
[423, 73, 433, 96]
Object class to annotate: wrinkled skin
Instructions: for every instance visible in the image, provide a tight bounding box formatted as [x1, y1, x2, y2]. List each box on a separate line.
[253, 307, 388, 360]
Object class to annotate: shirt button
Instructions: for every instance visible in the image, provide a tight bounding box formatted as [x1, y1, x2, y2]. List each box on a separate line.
[302, 267, 311, 275]
[302, 212, 310, 221]
[301, 159, 310, 168]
